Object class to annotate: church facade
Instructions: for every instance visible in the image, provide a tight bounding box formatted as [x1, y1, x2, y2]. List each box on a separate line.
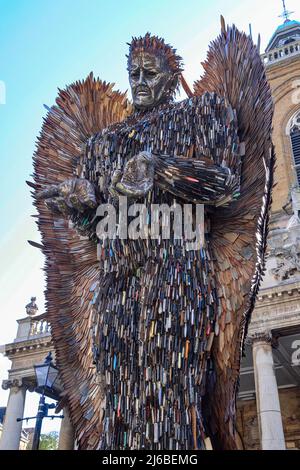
[237, 17, 300, 450]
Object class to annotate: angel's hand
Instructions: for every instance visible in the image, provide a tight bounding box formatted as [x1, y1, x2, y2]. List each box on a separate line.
[36, 178, 97, 215]
[109, 151, 155, 199]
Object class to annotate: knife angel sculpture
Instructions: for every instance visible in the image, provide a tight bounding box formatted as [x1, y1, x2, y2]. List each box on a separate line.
[31, 19, 274, 450]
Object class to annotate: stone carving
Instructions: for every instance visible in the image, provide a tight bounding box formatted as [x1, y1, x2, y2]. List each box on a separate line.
[2, 378, 23, 391]
[245, 330, 279, 348]
[271, 244, 300, 281]
[2, 378, 35, 393]
[25, 297, 38, 317]
[288, 188, 300, 226]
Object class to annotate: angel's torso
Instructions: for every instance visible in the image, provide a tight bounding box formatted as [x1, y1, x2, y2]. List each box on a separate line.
[78, 93, 230, 271]
[79, 96, 221, 449]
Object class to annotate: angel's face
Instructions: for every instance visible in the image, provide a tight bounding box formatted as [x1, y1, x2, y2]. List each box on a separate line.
[129, 52, 174, 110]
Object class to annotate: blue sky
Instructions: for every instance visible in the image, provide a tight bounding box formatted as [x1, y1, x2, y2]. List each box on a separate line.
[0, 0, 299, 435]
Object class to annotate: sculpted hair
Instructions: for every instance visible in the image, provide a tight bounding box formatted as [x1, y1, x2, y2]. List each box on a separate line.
[127, 32, 184, 95]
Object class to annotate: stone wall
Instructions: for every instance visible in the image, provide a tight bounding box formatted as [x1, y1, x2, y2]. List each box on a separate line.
[266, 57, 300, 214]
[237, 386, 300, 450]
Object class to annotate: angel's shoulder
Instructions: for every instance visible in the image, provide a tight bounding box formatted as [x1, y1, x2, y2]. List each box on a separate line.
[166, 92, 226, 119]
[184, 92, 226, 109]
[85, 113, 137, 147]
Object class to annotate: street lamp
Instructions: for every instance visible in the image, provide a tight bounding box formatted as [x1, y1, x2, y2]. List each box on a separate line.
[17, 352, 63, 450]
[34, 352, 59, 398]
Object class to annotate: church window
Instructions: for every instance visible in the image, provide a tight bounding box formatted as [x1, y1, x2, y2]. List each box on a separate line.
[290, 112, 300, 185]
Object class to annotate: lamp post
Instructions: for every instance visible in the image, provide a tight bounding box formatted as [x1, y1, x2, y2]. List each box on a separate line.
[31, 395, 49, 450]
[17, 352, 63, 450]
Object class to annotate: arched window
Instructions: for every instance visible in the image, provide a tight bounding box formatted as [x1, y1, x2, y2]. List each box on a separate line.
[290, 111, 300, 186]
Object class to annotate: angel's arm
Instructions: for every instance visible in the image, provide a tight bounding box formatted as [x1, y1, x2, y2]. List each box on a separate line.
[116, 93, 243, 206]
[153, 153, 240, 206]
[155, 93, 242, 205]
[35, 131, 115, 215]
[34, 75, 130, 219]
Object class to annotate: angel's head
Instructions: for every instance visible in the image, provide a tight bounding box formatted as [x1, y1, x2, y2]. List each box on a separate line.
[127, 33, 183, 111]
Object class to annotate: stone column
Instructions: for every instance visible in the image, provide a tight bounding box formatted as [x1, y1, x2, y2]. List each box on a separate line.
[0, 379, 27, 450]
[58, 407, 74, 450]
[250, 332, 286, 450]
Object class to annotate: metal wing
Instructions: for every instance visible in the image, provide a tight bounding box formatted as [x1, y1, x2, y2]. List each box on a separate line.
[32, 73, 130, 448]
[194, 19, 275, 449]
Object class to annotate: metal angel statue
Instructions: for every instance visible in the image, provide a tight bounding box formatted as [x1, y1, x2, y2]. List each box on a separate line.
[30, 17, 274, 450]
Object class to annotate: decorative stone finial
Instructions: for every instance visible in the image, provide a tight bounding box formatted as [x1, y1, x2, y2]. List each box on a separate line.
[25, 297, 38, 317]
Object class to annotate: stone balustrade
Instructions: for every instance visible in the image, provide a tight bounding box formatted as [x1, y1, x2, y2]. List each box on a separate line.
[29, 318, 51, 337]
[14, 315, 51, 343]
[261, 39, 300, 65]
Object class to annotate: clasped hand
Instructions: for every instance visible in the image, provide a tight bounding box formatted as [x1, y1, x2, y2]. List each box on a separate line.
[36, 151, 154, 216]
[109, 151, 155, 199]
[36, 178, 97, 215]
